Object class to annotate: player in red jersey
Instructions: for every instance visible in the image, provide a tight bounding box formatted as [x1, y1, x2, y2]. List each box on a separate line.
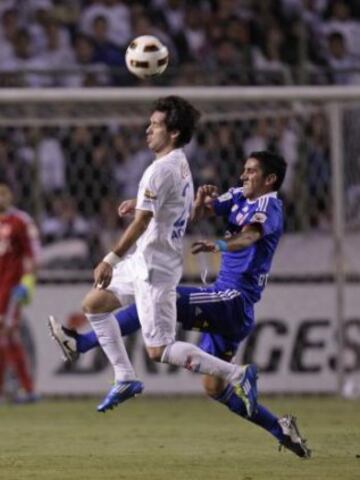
[0, 180, 40, 402]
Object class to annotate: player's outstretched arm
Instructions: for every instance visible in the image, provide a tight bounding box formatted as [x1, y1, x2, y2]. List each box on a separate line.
[192, 223, 262, 254]
[94, 209, 153, 288]
[191, 185, 218, 222]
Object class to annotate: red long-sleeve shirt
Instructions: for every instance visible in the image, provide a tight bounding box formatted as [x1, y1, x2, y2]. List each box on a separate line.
[0, 207, 40, 314]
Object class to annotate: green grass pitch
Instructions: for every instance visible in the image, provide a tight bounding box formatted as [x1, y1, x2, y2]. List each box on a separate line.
[0, 396, 359, 480]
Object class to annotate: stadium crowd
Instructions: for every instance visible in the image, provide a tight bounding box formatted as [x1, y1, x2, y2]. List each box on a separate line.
[0, 0, 360, 87]
[0, 0, 358, 268]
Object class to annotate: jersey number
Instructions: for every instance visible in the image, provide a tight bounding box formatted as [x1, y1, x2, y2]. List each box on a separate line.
[172, 183, 192, 239]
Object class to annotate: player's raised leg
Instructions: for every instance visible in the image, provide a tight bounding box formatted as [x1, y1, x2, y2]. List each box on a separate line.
[48, 304, 141, 360]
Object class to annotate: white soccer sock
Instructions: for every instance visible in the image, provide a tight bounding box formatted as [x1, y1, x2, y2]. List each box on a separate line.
[86, 312, 136, 382]
[161, 341, 245, 383]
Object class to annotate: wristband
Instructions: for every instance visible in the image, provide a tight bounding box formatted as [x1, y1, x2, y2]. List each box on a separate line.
[215, 240, 228, 252]
[103, 251, 122, 267]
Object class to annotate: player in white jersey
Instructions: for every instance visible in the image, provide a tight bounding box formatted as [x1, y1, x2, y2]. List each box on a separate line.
[55, 96, 259, 414]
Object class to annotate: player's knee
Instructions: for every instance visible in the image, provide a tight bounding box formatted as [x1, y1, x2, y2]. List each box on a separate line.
[202, 375, 226, 397]
[82, 294, 99, 314]
[82, 290, 113, 314]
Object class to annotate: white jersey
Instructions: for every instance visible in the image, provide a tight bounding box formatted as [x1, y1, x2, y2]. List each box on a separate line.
[135, 148, 194, 283]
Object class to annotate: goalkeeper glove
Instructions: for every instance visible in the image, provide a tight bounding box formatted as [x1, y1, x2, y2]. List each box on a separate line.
[12, 273, 36, 305]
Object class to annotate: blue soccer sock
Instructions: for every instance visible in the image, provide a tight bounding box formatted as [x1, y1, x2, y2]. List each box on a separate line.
[75, 304, 141, 353]
[214, 384, 284, 442]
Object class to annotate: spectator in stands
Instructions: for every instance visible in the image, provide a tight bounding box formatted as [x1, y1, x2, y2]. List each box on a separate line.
[304, 113, 331, 230]
[104, 0, 131, 47]
[0, 27, 50, 87]
[212, 37, 253, 85]
[243, 119, 270, 157]
[37, 18, 75, 86]
[0, 8, 19, 66]
[36, 128, 66, 194]
[0, 132, 34, 211]
[80, 0, 131, 48]
[326, 31, 360, 85]
[65, 32, 109, 87]
[321, 0, 360, 58]
[41, 193, 90, 244]
[253, 24, 292, 85]
[40, 192, 94, 267]
[182, 6, 209, 63]
[160, 0, 185, 35]
[89, 14, 125, 84]
[62, 126, 93, 211]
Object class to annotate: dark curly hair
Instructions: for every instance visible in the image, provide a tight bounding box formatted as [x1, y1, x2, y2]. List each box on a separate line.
[152, 95, 201, 147]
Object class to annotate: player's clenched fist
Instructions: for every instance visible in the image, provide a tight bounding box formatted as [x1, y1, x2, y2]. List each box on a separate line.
[195, 185, 219, 204]
[94, 261, 113, 289]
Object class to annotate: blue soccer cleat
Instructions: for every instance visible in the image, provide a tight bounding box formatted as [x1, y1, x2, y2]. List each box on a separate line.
[97, 380, 144, 413]
[233, 363, 258, 418]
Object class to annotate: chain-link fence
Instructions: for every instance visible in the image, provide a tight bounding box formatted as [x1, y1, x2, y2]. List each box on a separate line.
[0, 87, 358, 286]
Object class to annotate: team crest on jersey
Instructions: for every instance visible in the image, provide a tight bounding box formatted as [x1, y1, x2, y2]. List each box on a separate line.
[144, 189, 157, 200]
[250, 212, 267, 223]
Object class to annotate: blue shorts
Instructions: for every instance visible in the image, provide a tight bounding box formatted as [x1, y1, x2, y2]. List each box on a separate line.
[176, 285, 255, 361]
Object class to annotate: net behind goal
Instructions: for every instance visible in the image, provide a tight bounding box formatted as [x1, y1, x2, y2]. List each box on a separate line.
[0, 86, 359, 394]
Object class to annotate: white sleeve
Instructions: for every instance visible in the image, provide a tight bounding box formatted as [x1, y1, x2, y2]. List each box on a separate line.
[136, 166, 174, 214]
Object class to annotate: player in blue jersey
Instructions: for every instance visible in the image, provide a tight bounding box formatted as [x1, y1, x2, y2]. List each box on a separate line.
[49, 150, 310, 458]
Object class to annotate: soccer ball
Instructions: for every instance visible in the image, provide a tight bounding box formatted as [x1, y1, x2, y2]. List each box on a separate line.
[125, 35, 169, 79]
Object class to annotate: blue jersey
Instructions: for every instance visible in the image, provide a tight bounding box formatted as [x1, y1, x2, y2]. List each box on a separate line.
[212, 187, 284, 303]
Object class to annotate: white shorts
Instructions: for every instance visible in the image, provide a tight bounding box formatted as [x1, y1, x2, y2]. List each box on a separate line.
[107, 254, 177, 347]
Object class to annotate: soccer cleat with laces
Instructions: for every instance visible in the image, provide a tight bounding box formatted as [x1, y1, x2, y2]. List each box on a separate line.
[48, 315, 79, 362]
[278, 415, 311, 458]
[97, 380, 144, 413]
[233, 363, 258, 418]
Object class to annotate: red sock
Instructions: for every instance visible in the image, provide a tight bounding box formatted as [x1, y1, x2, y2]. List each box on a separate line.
[6, 340, 33, 393]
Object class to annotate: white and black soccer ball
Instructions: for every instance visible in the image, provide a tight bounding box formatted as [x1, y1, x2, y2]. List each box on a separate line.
[125, 35, 169, 79]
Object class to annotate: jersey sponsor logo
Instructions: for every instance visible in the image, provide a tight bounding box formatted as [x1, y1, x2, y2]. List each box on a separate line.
[250, 212, 267, 224]
[144, 189, 157, 200]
